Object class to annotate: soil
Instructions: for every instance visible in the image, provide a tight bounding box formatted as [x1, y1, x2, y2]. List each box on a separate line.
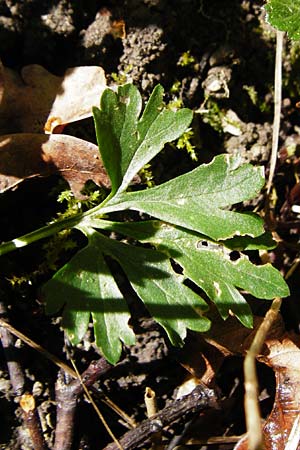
[0, 1, 300, 449]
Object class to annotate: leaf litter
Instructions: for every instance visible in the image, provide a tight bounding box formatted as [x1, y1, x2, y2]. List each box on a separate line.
[0, 133, 110, 198]
[178, 311, 300, 450]
[0, 60, 109, 197]
[0, 60, 107, 134]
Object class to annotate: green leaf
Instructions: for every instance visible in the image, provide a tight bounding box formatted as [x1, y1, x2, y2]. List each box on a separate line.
[99, 154, 265, 240]
[221, 232, 277, 251]
[93, 84, 193, 194]
[265, 0, 300, 40]
[88, 220, 289, 327]
[95, 233, 211, 346]
[42, 231, 135, 364]
[148, 226, 289, 327]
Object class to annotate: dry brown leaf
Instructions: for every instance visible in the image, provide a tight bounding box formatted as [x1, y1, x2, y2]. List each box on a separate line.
[180, 314, 264, 386]
[0, 133, 110, 197]
[259, 333, 300, 450]
[234, 322, 300, 450]
[0, 61, 106, 134]
[182, 313, 300, 450]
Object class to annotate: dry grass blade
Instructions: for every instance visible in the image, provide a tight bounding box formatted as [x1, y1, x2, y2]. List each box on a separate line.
[70, 358, 124, 450]
[266, 30, 284, 195]
[0, 317, 76, 377]
[243, 298, 282, 450]
[0, 318, 134, 429]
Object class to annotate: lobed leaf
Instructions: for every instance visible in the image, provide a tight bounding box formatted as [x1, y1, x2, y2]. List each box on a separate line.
[93, 84, 193, 194]
[98, 154, 265, 240]
[42, 230, 135, 364]
[95, 233, 211, 346]
[265, 0, 300, 40]
[87, 220, 289, 327]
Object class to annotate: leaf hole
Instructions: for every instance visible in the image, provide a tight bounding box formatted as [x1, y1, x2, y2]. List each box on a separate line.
[229, 251, 240, 261]
[197, 241, 208, 248]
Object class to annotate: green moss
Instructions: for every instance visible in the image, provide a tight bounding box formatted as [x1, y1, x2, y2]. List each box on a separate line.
[8, 183, 106, 284]
[111, 65, 133, 85]
[138, 164, 155, 188]
[199, 99, 225, 134]
[178, 50, 196, 67]
[177, 129, 198, 161]
[170, 80, 181, 94]
[243, 85, 258, 105]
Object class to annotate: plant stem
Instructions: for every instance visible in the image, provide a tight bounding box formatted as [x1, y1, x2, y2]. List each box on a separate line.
[266, 30, 284, 195]
[0, 213, 83, 256]
[0, 190, 116, 256]
[244, 297, 282, 450]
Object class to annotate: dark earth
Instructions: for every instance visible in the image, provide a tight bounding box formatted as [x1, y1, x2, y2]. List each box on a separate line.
[0, 1, 300, 449]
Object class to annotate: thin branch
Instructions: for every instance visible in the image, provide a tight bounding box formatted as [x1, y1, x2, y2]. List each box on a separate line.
[20, 394, 48, 450]
[70, 359, 124, 450]
[0, 302, 25, 396]
[103, 385, 216, 450]
[0, 302, 48, 450]
[0, 318, 133, 426]
[53, 372, 77, 450]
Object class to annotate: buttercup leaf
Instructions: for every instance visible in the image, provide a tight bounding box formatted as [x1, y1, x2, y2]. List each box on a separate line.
[93, 84, 193, 194]
[0, 82, 288, 364]
[99, 154, 265, 240]
[87, 220, 289, 327]
[42, 229, 135, 364]
[92, 232, 211, 346]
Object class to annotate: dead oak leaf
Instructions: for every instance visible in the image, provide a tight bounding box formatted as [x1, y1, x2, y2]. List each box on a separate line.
[258, 333, 300, 450]
[0, 61, 106, 134]
[180, 313, 265, 386]
[178, 307, 300, 450]
[234, 326, 300, 450]
[0, 133, 110, 197]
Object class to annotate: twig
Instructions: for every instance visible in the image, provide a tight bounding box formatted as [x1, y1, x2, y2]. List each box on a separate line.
[103, 385, 216, 450]
[0, 302, 48, 450]
[53, 357, 125, 450]
[20, 394, 48, 450]
[165, 416, 196, 450]
[53, 371, 77, 450]
[0, 302, 25, 396]
[70, 357, 112, 395]
[0, 318, 134, 427]
[144, 387, 162, 449]
[266, 30, 284, 195]
[184, 434, 245, 445]
[244, 297, 282, 450]
[70, 358, 124, 450]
